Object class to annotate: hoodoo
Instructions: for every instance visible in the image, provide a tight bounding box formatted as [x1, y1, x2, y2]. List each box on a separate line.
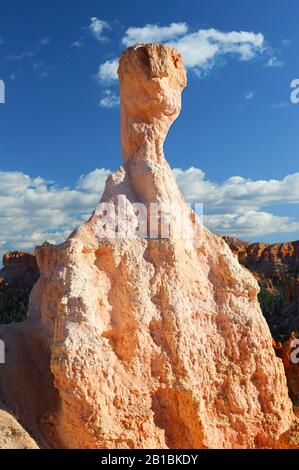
[0, 44, 294, 448]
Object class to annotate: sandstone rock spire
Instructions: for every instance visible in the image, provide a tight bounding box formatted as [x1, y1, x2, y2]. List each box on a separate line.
[1, 44, 293, 449]
[119, 44, 186, 161]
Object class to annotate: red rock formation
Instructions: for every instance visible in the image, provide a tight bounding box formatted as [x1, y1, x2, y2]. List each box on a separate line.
[224, 237, 299, 405]
[224, 237, 299, 340]
[3, 251, 38, 270]
[224, 237, 299, 279]
[0, 251, 39, 288]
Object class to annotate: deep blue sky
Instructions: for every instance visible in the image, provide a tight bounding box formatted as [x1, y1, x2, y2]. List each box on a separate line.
[0, 0, 298, 250]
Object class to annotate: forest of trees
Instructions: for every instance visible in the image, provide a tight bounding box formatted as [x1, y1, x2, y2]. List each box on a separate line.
[0, 281, 30, 324]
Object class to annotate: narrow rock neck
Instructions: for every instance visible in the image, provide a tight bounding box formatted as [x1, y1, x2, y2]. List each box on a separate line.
[120, 108, 167, 162]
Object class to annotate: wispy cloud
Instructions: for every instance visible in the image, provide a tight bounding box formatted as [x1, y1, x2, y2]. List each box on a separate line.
[244, 90, 255, 100]
[282, 39, 292, 48]
[40, 71, 49, 79]
[40, 37, 51, 45]
[271, 102, 290, 109]
[6, 51, 35, 61]
[70, 40, 84, 48]
[99, 89, 120, 108]
[89, 17, 110, 42]
[265, 56, 284, 68]
[33, 61, 46, 69]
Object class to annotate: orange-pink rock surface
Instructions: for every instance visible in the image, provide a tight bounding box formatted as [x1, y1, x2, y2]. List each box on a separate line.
[1, 44, 294, 449]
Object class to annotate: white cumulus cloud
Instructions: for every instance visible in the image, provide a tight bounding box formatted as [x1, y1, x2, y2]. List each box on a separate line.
[96, 59, 119, 82]
[122, 22, 188, 46]
[97, 23, 268, 82]
[174, 168, 299, 211]
[170, 28, 265, 70]
[206, 211, 299, 238]
[0, 169, 110, 259]
[0, 167, 298, 260]
[173, 168, 299, 237]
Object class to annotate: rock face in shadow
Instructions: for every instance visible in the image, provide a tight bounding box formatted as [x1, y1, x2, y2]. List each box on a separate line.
[224, 237, 299, 407]
[0, 252, 40, 324]
[0, 44, 294, 449]
[223, 237, 299, 341]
